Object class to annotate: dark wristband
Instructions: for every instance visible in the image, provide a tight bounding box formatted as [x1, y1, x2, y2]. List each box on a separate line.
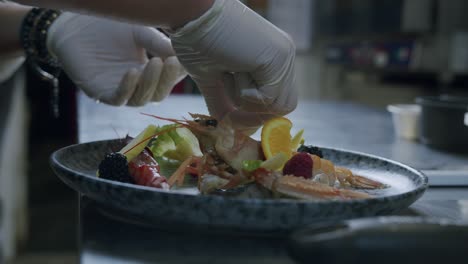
[20, 8, 61, 66]
[20, 7, 63, 118]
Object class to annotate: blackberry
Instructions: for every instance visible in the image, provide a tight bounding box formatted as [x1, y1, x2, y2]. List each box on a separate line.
[297, 145, 324, 158]
[98, 152, 134, 183]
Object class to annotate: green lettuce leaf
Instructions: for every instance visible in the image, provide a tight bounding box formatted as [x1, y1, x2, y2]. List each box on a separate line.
[149, 124, 202, 162]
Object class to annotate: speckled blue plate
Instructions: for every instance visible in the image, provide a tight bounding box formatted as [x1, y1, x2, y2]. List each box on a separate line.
[50, 139, 428, 233]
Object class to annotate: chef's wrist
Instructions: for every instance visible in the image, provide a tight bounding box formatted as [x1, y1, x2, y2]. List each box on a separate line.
[20, 7, 62, 67]
[167, 0, 215, 30]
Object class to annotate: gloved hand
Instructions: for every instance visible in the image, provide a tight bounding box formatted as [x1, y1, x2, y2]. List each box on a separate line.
[168, 0, 297, 132]
[47, 13, 187, 106]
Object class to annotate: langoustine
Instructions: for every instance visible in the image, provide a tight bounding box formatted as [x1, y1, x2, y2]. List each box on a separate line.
[144, 113, 263, 190]
[253, 169, 371, 200]
[144, 113, 387, 200]
[250, 151, 386, 200]
[307, 153, 386, 189]
[143, 113, 264, 172]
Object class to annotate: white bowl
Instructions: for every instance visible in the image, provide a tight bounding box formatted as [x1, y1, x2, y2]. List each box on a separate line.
[387, 104, 421, 140]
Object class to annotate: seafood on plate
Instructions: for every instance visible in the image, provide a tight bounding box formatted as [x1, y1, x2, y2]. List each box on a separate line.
[97, 113, 387, 200]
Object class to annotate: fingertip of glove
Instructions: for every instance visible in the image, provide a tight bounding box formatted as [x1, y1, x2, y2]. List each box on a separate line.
[134, 26, 175, 58]
[163, 56, 187, 76]
[163, 56, 179, 65]
[116, 68, 141, 105]
[126, 99, 147, 107]
[148, 57, 164, 68]
[271, 90, 298, 117]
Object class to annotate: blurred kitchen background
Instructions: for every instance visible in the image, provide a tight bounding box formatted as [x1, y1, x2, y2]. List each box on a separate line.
[1, 0, 468, 263]
[261, 0, 468, 105]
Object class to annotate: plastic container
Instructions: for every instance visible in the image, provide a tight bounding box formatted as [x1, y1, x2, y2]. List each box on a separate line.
[387, 104, 421, 140]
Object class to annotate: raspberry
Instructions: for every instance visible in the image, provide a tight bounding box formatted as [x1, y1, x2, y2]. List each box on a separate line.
[282, 152, 313, 178]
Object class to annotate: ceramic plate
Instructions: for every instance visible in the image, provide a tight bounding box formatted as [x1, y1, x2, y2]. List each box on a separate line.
[50, 139, 428, 233]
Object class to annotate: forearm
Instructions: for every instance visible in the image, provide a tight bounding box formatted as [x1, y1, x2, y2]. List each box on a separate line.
[15, 0, 214, 28]
[0, 3, 31, 57]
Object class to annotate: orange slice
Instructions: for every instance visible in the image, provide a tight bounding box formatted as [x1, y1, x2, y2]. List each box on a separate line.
[261, 117, 293, 160]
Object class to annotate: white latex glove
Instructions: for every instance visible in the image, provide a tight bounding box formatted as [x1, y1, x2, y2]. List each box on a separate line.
[47, 13, 187, 106]
[168, 0, 297, 132]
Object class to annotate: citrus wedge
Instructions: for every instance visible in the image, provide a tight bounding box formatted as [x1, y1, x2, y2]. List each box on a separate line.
[261, 117, 293, 160]
[291, 129, 304, 151]
[119, 124, 158, 162]
[261, 152, 289, 171]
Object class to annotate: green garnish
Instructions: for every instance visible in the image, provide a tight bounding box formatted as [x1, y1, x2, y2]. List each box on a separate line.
[149, 124, 202, 162]
[242, 160, 263, 172]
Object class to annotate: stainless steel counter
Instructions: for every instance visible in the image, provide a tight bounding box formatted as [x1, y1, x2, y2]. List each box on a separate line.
[77, 92, 468, 263]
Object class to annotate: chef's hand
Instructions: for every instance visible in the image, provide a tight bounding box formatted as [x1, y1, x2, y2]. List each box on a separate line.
[47, 13, 187, 106]
[168, 0, 297, 133]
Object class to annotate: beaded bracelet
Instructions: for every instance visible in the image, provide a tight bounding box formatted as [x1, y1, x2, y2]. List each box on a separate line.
[20, 8, 62, 118]
[36, 9, 61, 67]
[20, 7, 43, 59]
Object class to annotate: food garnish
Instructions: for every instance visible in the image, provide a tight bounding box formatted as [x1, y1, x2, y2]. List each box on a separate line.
[98, 124, 157, 182]
[261, 117, 293, 160]
[98, 124, 169, 189]
[290, 129, 304, 151]
[260, 152, 289, 171]
[242, 160, 263, 172]
[119, 124, 158, 161]
[97, 114, 387, 200]
[297, 144, 323, 158]
[283, 152, 313, 179]
[149, 125, 202, 162]
[98, 152, 134, 183]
